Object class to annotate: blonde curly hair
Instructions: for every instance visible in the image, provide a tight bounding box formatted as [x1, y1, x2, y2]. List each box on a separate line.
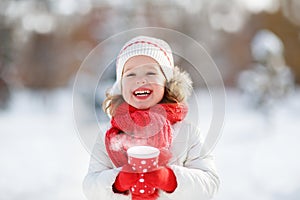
[102, 66, 192, 117]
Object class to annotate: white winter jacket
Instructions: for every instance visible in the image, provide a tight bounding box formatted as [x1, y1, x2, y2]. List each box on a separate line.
[83, 121, 219, 200]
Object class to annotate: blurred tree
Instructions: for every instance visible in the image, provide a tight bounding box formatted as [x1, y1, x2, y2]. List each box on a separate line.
[0, 78, 10, 109]
[252, 11, 300, 83]
[0, 16, 12, 109]
[15, 33, 77, 89]
[0, 0, 300, 92]
[238, 30, 294, 112]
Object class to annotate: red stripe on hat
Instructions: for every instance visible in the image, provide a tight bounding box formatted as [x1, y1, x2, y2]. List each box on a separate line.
[117, 40, 172, 69]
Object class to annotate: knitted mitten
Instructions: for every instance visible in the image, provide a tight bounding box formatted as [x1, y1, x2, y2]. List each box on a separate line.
[113, 169, 139, 193]
[144, 167, 177, 193]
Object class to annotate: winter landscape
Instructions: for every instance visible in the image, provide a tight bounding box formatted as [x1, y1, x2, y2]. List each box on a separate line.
[1, 1, 300, 199]
[0, 87, 299, 200]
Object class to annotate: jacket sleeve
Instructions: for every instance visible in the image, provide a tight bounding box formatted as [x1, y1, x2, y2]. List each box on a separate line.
[160, 123, 220, 200]
[82, 132, 130, 200]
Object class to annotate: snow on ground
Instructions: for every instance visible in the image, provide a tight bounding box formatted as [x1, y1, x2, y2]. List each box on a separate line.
[214, 89, 300, 200]
[0, 87, 300, 199]
[0, 89, 89, 200]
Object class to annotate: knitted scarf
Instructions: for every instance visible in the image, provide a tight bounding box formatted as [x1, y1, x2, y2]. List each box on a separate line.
[105, 102, 188, 168]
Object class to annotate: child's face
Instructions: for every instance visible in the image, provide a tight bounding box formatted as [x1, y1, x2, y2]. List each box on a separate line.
[121, 55, 166, 109]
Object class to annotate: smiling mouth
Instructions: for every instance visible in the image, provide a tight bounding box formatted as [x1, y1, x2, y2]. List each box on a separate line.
[133, 89, 152, 97]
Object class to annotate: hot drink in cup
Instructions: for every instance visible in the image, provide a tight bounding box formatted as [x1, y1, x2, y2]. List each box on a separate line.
[127, 146, 160, 195]
[127, 146, 160, 173]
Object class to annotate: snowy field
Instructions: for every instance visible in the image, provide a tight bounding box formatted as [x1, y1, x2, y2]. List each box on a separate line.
[0, 88, 300, 200]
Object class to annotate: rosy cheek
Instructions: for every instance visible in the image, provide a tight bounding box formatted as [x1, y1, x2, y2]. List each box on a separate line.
[158, 80, 166, 87]
[122, 78, 131, 87]
[149, 77, 164, 85]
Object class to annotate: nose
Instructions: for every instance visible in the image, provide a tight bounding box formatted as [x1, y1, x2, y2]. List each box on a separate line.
[136, 78, 147, 85]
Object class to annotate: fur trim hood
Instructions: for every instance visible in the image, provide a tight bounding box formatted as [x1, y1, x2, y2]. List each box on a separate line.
[166, 66, 193, 102]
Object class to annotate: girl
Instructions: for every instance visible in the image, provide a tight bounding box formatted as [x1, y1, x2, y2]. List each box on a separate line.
[83, 36, 219, 200]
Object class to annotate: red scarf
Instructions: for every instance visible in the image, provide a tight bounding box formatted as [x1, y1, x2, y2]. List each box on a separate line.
[105, 102, 188, 168]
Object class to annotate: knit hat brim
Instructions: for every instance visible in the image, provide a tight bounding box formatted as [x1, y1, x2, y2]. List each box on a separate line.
[110, 36, 174, 95]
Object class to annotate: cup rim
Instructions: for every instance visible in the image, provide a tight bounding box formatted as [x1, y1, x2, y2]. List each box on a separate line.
[127, 145, 160, 159]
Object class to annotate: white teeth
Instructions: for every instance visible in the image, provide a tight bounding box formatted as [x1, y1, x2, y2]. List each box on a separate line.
[134, 90, 151, 95]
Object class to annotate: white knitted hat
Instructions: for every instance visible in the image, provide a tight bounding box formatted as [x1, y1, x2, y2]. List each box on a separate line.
[110, 36, 174, 95]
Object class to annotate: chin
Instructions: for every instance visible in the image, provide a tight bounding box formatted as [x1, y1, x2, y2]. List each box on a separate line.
[133, 104, 151, 110]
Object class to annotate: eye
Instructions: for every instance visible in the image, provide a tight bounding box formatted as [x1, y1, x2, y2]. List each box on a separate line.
[125, 73, 136, 77]
[147, 72, 156, 75]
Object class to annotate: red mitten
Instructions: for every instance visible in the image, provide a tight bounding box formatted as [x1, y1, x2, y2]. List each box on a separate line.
[158, 148, 172, 166]
[113, 166, 140, 194]
[144, 167, 177, 193]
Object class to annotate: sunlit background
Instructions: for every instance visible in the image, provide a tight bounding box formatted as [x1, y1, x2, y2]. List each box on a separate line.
[1, 0, 300, 199]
